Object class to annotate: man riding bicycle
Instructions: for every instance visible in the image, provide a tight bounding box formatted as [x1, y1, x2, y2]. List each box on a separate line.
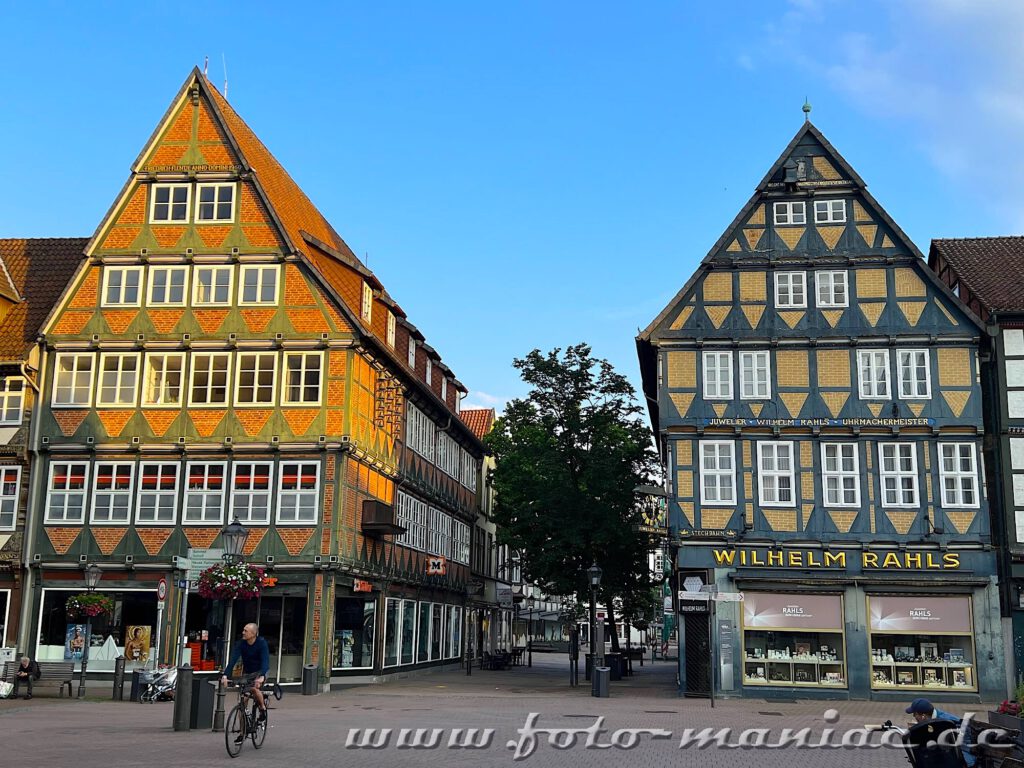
[221, 622, 269, 719]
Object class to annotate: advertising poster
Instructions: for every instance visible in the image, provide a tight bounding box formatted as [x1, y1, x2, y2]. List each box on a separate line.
[65, 624, 86, 660]
[124, 626, 152, 664]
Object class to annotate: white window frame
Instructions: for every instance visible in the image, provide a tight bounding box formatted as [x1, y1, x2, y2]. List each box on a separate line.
[814, 199, 847, 224]
[361, 282, 373, 322]
[0, 377, 25, 425]
[425, 358, 432, 387]
[405, 402, 435, 461]
[195, 182, 236, 223]
[90, 462, 135, 525]
[276, 462, 319, 524]
[136, 462, 179, 525]
[452, 520, 470, 565]
[96, 352, 141, 408]
[441, 377, 448, 402]
[45, 461, 89, 524]
[52, 353, 94, 407]
[101, 266, 143, 307]
[396, 490, 428, 551]
[192, 265, 233, 307]
[757, 441, 795, 508]
[0, 466, 21, 530]
[150, 183, 191, 223]
[281, 351, 323, 406]
[858, 349, 891, 400]
[939, 443, 980, 509]
[408, 340, 416, 369]
[437, 431, 460, 478]
[142, 352, 185, 407]
[386, 311, 396, 348]
[428, 507, 453, 559]
[773, 201, 806, 226]
[230, 462, 274, 524]
[147, 265, 189, 307]
[234, 352, 277, 406]
[816, 270, 848, 308]
[238, 265, 279, 306]
[188, 352, 232, 407]
[775, 272, 807, 309]
[699, 440, 736, 506]
[702, 351, 733, 400]
[820, 443, 860, 507]
[739, 350, 771, 400]
[879, 442, 919, 508]
[183, 461, 227, 525]
[898, 349, 931, 399]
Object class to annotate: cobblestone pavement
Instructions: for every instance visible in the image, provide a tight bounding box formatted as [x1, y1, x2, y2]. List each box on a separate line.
[0, 655, 999, 767]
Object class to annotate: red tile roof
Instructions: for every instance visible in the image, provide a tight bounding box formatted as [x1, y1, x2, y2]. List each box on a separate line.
[931, 237, 1024, 312]
[460, 408, 495, 439]
[0, 238, 87, 359]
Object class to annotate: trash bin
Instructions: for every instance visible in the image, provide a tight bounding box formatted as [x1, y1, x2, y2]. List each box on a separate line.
[606, 653, 622, 681]
[592, 667, 610, 698]
[190, 677, 217, 730]
[301, 664, 318, 696]
[129, 669, 142, 702]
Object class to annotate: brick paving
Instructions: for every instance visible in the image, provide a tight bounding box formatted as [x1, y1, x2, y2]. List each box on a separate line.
[0, 655, 1000, 767]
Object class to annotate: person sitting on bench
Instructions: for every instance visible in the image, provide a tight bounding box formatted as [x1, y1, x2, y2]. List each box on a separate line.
[13, 656, 40, 700]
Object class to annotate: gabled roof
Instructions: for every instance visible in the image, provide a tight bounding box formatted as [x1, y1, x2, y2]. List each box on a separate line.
[930, 237, 1024, 313]
[460, 408, 495, 440]
[0, 238, 87, 360]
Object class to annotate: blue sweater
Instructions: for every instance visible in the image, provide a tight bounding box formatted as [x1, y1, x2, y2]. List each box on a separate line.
[223, 636, 269, 678]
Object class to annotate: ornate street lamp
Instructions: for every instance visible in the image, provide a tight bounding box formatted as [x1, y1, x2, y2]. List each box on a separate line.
[77, 563, 103, 698]
[587, 562, 602, 690]
[527, 597, 536, 668]
[221, 516, 249, 562]
[212, 517, 250, 732]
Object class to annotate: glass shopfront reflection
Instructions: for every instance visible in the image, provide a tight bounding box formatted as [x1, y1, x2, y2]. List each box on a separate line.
[333, 597, 375, 669]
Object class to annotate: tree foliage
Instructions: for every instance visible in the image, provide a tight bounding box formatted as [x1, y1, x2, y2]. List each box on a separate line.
[485, 344, 659, 612]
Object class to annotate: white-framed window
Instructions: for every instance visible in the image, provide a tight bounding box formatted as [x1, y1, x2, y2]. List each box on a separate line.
[282, 352, 322, 405]
[428, 507, 453, 559]
[898, 349, 931, 399]
[235, 352, 277, 406]
[45, 461, 89, 523]
[453, 520, 470, 565]
[408, 340, 416, 369]
[195, 182, 235, 222]
[0, 467, 21, 530]
[814, 199, 847, 224]
[147, 265, 189, 306]
[277, 462, 319, 524]
[193, 265, 233, 306]
[437, 431, 460, 478]
[816, 270, 848, 308]
[386, 311, 396, 348]
[143, 353, 185, 407]
[858, 349, 891, 399]
[230, 462, 273, 524]
[460, 448, 477, 491]
[396, 490, 428, 551]
[757, 441, 795, 507]
[183, 462, 226, 524]
[189, 352, 231, 406]
[361, 282, 373, 322]
[703, 351, 733, 399]
[425, 358, 432, 387]
[939, 443, 979, 508]
[150, 183, 190, 223]
[879, 442, 919, 508]
[136, 462, 179, 524]
[821, 443, 860, 507]
[405, 402, 435, 461]
[775, 272, 807, 308]
[53, 353, 94, 407]
[91, 462, 134, 524]
[441, 377, 448, 402]
[97, 353, 140, 407]
[739, 351, 770, 399]
[0, 377, 25, 425]
[102, 266, 143, 307]
[773, 201, 806, 226]
[238, 265, 279, 305]
[699, 440, 735, 505]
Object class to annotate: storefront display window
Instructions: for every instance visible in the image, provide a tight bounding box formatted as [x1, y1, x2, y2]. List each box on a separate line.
[742, 593, 846, 688]
[401, 599, 415, 665]
[431, 603, 443, 660]
[384, 598, 399, 667]
[868, 596, 976, 691]
[0, 589, 9, 647]
[417, 602, 431, 662]
[234, 594, 308, 682]
[333, 597, 375, 669]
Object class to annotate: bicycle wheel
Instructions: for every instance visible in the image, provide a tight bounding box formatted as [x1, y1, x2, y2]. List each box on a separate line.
[225, 704, 246, 758]
[251, 701, 268, 749]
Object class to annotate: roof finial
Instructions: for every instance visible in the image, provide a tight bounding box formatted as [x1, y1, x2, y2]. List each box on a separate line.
[802, 97, 812, 123]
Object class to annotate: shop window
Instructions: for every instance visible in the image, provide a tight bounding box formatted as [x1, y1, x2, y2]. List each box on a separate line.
[879, 442, 918, 508]
[235, 352, 276, 406]
[282, 352, 322, 405]
[137, 462, 179, 524]
[898, 350, 931, 399]
[868, 596, 976, 691]
[92, 462, 134, 524]
[53, 353, 94, 407]
[189, 352, 230, 406]
[97, 353, 140, 407]
[384, 598, 400, 667]
[0, 377, 24, 425]
[193, 265, 233, 306]
[401, 598, 416, 665]
[147, 265, 189, 306]
[431, 603, 444, 660]
[757, 441, 794, 507]
[238, 265, 278, 305]
[184, 462, 226, 524]
[277, 462, 319, 524]
[742, 593, 846, 688]
[446, 605, 462, 659]
[150, 184, 190, 222]
[0, 589, 9, 646]
[417, 601, 432, 662]
[46, 461, 89, 523]
[230, 462, 272, 524]
[334, 597, 375, 669]
[143, 353, 185, 406]
[775, 272, 807, 309]
[702, 351, 732, 399]
[0, 467, 19, 530]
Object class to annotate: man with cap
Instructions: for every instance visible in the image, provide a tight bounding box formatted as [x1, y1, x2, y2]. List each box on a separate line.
[906, 698, 975, 767]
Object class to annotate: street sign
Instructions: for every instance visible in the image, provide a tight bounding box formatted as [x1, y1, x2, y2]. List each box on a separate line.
[174, 557, 192, 572]
[186, 548, 224, 591]
[177, 580, 188, 589]
[679, 602, 710, 614]
[713, 592, 744, 603]
[678, 591, 712, 601]
[157, 578, 167, 602]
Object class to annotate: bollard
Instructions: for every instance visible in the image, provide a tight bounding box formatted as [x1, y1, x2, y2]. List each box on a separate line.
[172, 666, 193, 731]
[301, 664, 318, 695]
[129, 669, 142, 702]
[112, 656, 126, 700]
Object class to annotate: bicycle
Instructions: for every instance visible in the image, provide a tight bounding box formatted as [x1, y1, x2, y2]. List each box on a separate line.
[224, 677, 282, 758]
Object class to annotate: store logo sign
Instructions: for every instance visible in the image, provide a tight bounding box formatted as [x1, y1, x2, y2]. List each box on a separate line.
[712, 548, 962, 571]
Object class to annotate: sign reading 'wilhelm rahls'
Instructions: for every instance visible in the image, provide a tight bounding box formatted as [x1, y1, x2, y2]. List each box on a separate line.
[712, 547, 962, 570]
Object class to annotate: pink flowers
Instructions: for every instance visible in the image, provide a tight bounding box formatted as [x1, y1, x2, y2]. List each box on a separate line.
[66, 593, 115, 620]
[196, 562, 265, 600]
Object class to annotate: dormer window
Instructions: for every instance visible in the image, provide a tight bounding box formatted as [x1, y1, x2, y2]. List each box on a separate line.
[773, 201, 805, 226]
[408, 340, 416, 369]
[361, 282, 373, 323]
[150, 184, 190, 222]
[814, 199, 846, 224]
[441, 377, 448, 402]
[426, 358, 432, 386]
[196, 183, 236, 222]
[386, 311, 396, 347]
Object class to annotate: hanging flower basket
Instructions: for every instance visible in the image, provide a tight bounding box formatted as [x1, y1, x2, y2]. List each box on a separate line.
[197, 561, 265, 600]
[66, 592, 115, 620]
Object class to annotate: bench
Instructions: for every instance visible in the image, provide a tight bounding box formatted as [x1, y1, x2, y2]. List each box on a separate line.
[3, 661, 75, 697]
[481, 652, 508, 670]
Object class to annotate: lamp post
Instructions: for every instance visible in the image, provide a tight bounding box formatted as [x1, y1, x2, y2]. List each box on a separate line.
[526, 597, 535, 668]
[587, 562, 602, 686]
[212, 517, 249, 733]
[77, 563, 103, 698]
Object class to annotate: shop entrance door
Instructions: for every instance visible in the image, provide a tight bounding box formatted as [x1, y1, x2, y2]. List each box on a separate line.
[683, 612, 711, 697]
[234, 593, 308, 682]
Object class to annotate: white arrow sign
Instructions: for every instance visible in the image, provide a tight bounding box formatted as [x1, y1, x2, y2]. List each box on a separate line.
[713, 592, 744, 603]
[678, 591, 712, 601]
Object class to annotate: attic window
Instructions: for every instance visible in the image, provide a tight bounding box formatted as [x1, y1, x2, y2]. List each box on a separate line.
[361, 282, 373, 323]
[408, 340, 416, 369]
[773, 201, 805, 226]
[151, 184, 190, 223]
[196, 183, 236, 222]
[814, 199, 846, 224]
[386, 311, 396, 348]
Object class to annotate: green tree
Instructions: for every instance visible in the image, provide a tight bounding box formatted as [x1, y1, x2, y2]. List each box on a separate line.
[485, 344, 659, 649]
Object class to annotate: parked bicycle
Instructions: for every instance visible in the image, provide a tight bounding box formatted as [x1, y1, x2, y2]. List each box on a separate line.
[224, 676, 282, 758]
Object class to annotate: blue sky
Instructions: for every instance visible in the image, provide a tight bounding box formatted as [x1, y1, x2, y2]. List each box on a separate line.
[1, 1, 1021, 412]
